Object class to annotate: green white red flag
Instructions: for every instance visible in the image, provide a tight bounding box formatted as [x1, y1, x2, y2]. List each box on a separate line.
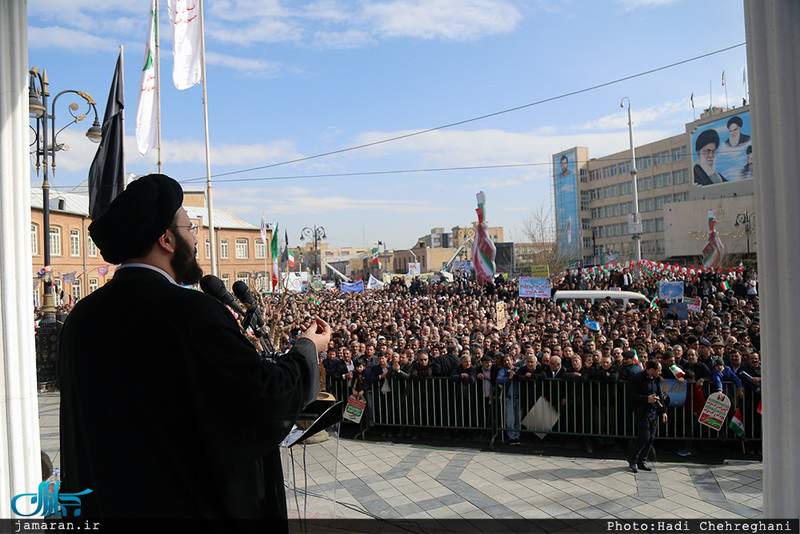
[472, 191, 496, 286]
[729, 409, 744, 438]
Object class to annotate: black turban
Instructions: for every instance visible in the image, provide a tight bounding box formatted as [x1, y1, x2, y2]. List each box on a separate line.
[695, 129, 720, 152]
[88, 174, 184, 264]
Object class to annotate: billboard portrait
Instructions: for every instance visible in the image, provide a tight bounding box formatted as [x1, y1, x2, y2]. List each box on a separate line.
[691, 111, 753, 187]
[554, 151, 581, 261]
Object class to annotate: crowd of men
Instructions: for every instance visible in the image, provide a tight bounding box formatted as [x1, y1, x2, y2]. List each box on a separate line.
[266, 265, 761, 456]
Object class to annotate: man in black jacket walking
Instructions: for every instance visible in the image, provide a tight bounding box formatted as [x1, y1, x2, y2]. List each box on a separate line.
[627, 359, 668, 473]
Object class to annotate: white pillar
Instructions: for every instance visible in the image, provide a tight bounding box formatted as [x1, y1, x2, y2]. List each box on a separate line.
[0, 0, 43, 516]
[744, 0, 800, 519]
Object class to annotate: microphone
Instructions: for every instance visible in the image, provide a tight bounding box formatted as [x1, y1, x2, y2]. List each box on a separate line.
[200, 275, 244, 314]
[232, 280, 267, 335]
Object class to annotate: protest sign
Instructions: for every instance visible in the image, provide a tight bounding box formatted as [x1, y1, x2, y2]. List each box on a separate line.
[698, 392, 731, 431]
[521, 397, 560, 439]
[343, 395, 366, 423]
[519, 277, 551, 298]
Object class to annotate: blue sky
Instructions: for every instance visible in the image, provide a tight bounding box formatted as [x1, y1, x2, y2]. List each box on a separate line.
[27, 0, 749, 252]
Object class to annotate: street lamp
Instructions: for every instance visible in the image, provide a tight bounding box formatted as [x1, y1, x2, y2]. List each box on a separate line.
[300, 225, 326, 276]
[735, 211, 756, 256]
[29, 66, 101, 325]
[621, 97, 642, 268]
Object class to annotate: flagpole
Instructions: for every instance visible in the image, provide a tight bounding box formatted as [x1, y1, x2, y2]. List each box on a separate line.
[155, 0, 162, 173]
[119, 45, 126, 179]
[198, 0, 217, 276]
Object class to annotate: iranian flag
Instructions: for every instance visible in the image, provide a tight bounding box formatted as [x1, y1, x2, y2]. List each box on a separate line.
[670, 364, 685, 379]
[702, 211, 724, 269]
[372, 247, 379, 265]
[288, 251, 295, 267]
[472, 191, 496, 286]
[271, 223, 279, 290]
[729, 409, 745, 438]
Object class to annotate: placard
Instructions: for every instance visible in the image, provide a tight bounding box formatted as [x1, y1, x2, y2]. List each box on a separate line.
[530, 265, 550, 278]
[519, 277, 551, 298]
[659, 280, 685, 300]
[698, 392, 731, 431]
[496, 301, 506, 330]
[521, 396, 561, 439]
[684, 297, 702, 312]
[343, 395, 366, 424]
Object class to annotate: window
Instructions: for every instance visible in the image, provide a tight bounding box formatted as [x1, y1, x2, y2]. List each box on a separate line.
[70, 229, 81, 257]
[653, 150, 671, 166]
[205, 239, 211, 259]
[88, 278, 99, 293]
[221, 274, 230, 290]
[235, 238, 248, 259]
[72, 283, 82, 302]
[255, 239, 267, 259]
[237, 273, 250, 284]
[31, 224, 38, 255]
[87, 235, 98, 257]
[654, 174, 664, 188]
[673, 169, 686, 184]
[49, 227, 61, 256]
[220, 239, 229, 260]
[656, 218, 665, 232]
[672, 146, 686, 161]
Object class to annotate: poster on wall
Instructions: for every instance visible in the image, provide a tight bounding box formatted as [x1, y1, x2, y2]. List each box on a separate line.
[691, 111, 753, 187]
[554, 150, 581, 261]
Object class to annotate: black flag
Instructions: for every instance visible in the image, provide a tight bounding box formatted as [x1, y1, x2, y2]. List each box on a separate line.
[88, 52, 125, 220]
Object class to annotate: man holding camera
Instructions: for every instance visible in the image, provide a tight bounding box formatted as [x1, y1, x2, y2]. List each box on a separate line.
[628, 359, 668, 473]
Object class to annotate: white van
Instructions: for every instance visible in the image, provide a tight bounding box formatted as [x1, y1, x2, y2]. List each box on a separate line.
[552, 290, 650, 308]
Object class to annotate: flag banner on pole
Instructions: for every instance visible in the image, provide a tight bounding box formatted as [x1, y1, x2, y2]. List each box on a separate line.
[167, 0, 202, 90]
[88, 53, 125, 220]
[729, 409, 744, 438]
[372, 247, 379, 265]
[136, 0, 158, 156]
[260, 214, 267, 245]
[702, 211, 724, 269]
[669, 364, 685, 379]
[288, 251, 295, 267]
[472, 191, 496, 286]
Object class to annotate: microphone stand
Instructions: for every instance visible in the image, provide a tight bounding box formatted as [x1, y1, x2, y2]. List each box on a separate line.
[240, 307, 276, 360]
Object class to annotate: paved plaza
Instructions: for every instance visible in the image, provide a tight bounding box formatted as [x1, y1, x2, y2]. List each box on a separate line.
[38, 390, 765, 531]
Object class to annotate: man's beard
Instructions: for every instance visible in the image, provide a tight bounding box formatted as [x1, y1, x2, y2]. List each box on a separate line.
[171, 231, 203, 285]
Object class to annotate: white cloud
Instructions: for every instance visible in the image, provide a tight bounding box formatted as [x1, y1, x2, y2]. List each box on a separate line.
[363, 0, 521, 41]
[28, 26, 120, 53]
[204, 52, 292, 78]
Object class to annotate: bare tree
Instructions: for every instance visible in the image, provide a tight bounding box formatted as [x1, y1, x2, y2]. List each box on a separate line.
[518, 201, 573, 277]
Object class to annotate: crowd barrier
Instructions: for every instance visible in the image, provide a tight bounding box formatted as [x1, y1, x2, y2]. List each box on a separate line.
[325, 375, 762, 447]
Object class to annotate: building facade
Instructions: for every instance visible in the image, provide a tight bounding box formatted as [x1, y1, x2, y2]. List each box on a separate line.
[31, 187, 276, 307]
[554, 105, 756, 267]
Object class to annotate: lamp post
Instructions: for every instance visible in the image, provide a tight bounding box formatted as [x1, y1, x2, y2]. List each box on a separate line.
[735, 211, 756, 256]
[300, 225, 326, 276]
[621, 97, 642, 270]
[29, 66, 102, 325]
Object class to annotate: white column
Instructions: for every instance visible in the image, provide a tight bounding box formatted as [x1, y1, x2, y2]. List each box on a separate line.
[0, 0, 43, 516]
[744, 0, 800, 519]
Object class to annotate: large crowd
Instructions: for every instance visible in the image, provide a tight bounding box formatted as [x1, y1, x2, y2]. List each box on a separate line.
[264, 265, 761, 455]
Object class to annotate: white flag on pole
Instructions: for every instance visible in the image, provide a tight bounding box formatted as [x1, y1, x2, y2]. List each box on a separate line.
[167, 0, 202, 90]
[135, 0, 158, 156]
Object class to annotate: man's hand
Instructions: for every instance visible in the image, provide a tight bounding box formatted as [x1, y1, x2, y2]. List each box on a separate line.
[298, 317, 332, 354]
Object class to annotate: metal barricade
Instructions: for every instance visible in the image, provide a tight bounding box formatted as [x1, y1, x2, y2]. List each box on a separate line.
[325, 375, 762, 448]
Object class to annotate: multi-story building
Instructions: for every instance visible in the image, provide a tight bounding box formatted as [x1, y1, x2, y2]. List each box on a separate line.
[554, 105, 756, 267]
[31, 187, 276, 306]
